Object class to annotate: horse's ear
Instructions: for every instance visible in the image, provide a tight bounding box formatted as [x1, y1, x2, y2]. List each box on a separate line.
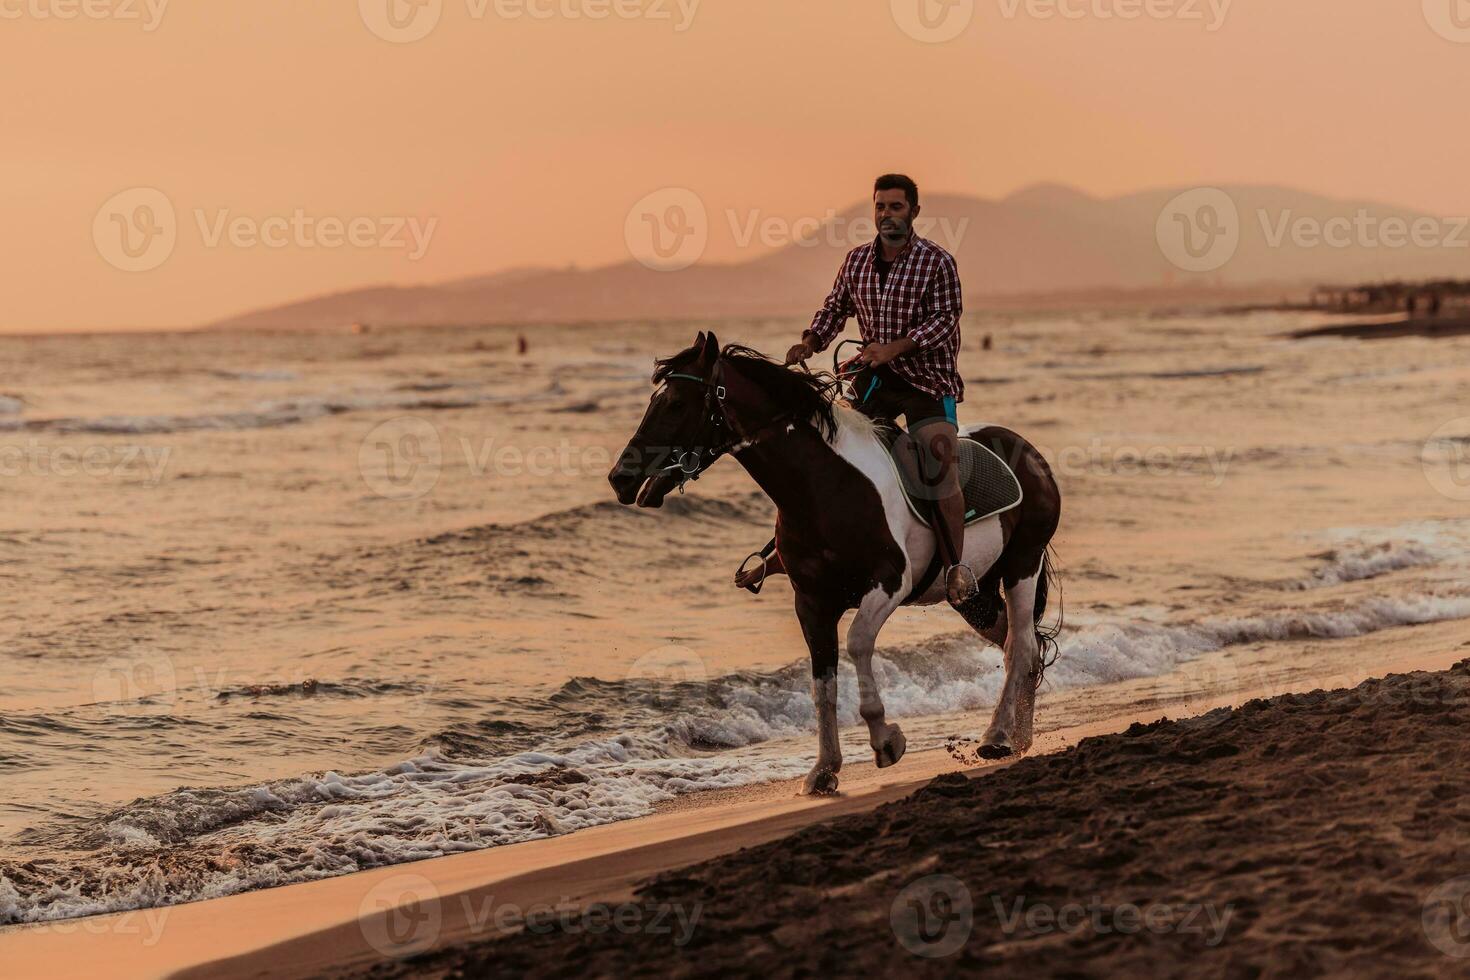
[698, 332, 720, 367]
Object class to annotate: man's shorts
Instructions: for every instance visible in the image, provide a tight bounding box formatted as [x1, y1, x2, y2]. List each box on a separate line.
[850, 365, 957, 429]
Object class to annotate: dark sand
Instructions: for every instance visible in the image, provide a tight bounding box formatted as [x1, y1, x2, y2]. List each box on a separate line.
[373, 660, 1470, 978]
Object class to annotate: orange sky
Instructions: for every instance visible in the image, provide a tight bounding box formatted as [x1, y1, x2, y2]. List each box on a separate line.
[4, 0, 1469, 331]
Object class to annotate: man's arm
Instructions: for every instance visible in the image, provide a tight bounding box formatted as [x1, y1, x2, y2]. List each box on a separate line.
[905, 252, 962, 351]
[804, 260, 856, 353]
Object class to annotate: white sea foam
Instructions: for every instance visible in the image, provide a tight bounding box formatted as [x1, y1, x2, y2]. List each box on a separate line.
[1292, 521, 1469, 589]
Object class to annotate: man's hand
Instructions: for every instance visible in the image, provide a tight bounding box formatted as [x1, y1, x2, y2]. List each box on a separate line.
[784, 340, 816, 366]
[857, 338, 918, 367]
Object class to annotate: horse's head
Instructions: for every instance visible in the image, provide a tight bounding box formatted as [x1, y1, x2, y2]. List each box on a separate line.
[608, 331, 726, 509]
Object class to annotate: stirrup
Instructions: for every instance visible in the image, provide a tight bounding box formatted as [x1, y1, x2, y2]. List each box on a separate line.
[736, 551, 769, 595]
[945, 562, 979, 606]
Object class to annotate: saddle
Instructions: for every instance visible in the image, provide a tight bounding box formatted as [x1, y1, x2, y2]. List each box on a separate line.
[871, 421, 1024, 528]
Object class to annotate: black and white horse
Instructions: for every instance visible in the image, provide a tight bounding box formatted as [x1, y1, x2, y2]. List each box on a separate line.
[608, 333, 1062, 795]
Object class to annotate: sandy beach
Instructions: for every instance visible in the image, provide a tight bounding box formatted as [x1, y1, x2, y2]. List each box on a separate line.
[3, 615, 1468, 977]
[406, 657, 1470, 979]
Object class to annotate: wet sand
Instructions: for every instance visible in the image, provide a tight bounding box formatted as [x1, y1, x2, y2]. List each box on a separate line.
[360, 656, 1470, 978]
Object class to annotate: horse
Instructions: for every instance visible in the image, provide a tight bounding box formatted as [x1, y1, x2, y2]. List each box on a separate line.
[607, 332, 1062, 795]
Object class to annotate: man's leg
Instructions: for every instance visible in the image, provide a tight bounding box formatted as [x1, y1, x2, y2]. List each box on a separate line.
[910, 412, 976, 606]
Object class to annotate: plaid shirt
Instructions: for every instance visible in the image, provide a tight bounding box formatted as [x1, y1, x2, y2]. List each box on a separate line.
[805, 233, 964, 400]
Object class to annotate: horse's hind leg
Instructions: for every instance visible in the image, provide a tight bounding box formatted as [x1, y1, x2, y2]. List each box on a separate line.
[979, 565, 1043, 759]
[846, 588, 908, 768]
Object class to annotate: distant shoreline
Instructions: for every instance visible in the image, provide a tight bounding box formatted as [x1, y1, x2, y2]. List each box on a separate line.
[0, 284, 1316, 339]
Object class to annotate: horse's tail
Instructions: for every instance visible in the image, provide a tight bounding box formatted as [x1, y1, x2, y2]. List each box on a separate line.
[1033, 547, 1063, 682]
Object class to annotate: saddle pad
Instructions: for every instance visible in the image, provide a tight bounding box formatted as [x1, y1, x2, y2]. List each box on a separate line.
[876, 426, 1024, 528]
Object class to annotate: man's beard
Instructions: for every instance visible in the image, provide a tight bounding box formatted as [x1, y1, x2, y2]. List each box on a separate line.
[879, 218, 911, 245]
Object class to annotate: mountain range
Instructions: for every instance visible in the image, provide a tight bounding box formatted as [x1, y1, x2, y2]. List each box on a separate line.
[210, 184, 1470, 329]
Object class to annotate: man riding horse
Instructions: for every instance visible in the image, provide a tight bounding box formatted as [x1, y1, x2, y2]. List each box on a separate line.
[735, 173, 978, 608]
[609, 175, 1061, 793]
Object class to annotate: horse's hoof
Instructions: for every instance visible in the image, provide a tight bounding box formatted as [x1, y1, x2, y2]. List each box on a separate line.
[801, 768, 840, 796]
[873, 726, 907, 769]
[978, 734, 1014, 760]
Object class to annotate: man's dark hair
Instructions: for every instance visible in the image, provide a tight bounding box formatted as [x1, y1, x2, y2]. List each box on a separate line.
[874, 174, 919, 208]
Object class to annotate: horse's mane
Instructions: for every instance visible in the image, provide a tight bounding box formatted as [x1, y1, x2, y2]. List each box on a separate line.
[652, 342, 841, 442]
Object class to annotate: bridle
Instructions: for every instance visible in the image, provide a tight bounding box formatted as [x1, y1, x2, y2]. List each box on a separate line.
[654, 358, 809, 495]
[650, 353, 841, 596]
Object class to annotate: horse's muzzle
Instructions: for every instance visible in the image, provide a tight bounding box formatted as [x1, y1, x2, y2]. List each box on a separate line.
[632, 470, 678, 509]
[608, 447, 674, 508]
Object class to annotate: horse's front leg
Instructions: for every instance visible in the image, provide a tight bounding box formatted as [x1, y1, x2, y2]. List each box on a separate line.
[794, 592, 843, 795]
[847, 587, 907, 768]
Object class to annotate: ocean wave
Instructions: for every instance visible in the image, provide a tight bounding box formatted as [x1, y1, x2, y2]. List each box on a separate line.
[5, 587, 1469, 925]
[1046, 592, 1470, 691]
[1288, 521, 1468, 590]
[0, 382, 565, 436]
